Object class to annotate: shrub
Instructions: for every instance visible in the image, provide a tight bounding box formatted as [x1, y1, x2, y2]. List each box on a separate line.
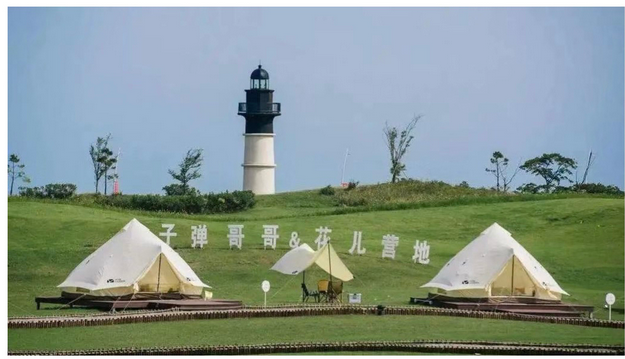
[18, 186, 45, 198]
[457, 181, 470, 188]
[319, 185, 335, 196]
[346, 181, 359, 191]
[94, 190, 255, 214]
[516, 183, 543, 194]
[19, 183, 77, 199]
[162, 184, 200, 196]
[44, 183, 77, 199]
[572, 183, 624, 195]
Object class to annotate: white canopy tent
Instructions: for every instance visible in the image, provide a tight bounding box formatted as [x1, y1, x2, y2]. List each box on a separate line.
[271, 242, 354, 282]
[58, 218, 211, 298]
[421, 223, 568, 301]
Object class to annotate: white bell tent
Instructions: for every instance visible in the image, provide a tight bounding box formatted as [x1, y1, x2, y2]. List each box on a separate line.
[271, 242, 354, 282]
[421, 223, 568, 301]
[58, 219, 211, 298]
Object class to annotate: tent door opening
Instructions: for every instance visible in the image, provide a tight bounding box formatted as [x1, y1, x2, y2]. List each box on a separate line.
[137, 254, 182, 293]
[490, 256, 537, 298]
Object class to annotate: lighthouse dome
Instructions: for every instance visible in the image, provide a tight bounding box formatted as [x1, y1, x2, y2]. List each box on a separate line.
[250, 65, 269, 80]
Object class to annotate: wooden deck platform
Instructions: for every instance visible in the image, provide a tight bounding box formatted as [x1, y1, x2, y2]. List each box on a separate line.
[409, 296, 594, 318]
[36, 295, 243, 311]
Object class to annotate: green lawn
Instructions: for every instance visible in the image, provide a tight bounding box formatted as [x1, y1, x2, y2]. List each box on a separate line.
[8, 315, 624, 351]
[8, 197, 624, 320]
[7, 195, 625, 352]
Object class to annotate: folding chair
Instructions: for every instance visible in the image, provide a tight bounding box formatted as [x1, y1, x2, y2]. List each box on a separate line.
[301, 283, 320, 303]
[328, 280, 343, 303]
[317, 280, 330, 302]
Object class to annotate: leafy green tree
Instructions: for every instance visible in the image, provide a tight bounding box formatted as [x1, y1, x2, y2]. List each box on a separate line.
[98, 147, 117, 196]
[166, 149, 203, 196]
[485, 151, 520, 192]
[8, 154, 30, 196]
[384, 115, 421, 183]
[519, 153, 577, 193]
[89, 134, 111, 194]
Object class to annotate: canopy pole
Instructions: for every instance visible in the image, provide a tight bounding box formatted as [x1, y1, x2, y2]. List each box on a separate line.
[328, 241, 333, 282]
[510, 256, 515, 297]
[156, 254, 163, 293]
[302, 271, 306, 303]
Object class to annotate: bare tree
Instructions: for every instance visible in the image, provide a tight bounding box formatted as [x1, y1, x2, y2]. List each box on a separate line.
[576, 150, 596, 185]
[485, 151, 521, 192]
[384, 115, 422, 183]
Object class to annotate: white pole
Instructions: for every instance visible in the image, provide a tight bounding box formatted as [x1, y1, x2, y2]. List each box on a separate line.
[609, 304, 612, 321]
[264, 292, 267, 308]
[340, 148, 349, 185]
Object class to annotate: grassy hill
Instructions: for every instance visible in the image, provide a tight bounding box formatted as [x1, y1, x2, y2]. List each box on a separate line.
[8, 190, 623, 316]
[7, 187, 625, 351]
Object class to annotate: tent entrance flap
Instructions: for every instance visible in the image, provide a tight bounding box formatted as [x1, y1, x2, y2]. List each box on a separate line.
[490, 256, 536, 297]
[137, 254, 182, 293]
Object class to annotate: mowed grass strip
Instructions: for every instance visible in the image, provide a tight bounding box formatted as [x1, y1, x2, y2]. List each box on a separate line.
[8, 315, 624, 351]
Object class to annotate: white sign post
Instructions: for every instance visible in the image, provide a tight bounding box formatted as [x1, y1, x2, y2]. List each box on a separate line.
[261, 280, 270, 308]
[606, 293, 615, 321]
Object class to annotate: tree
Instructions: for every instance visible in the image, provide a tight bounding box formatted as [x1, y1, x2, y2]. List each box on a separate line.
[8, 154, 30, 196]
[519, 153, 577, 193]
[89, 134, 111, 194]
[576, 150, 596, 186]
[166, 149, 203, 195]
[99, 147, 117, 196]
[384, 115, 422, 183]
[485, 151, 521, 192]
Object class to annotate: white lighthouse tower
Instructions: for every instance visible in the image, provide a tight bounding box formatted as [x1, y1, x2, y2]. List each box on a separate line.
[237, 65, 281, 195]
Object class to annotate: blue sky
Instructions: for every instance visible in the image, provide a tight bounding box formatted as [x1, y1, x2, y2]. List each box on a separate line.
[8, 7, 624, 194]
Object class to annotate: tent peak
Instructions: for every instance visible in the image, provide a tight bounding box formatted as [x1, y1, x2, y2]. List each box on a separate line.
[481, 222, 511, 237]
[122, 218, 147, 231]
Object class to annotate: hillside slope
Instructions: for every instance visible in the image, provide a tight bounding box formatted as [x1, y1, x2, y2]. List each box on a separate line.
[7, 197, 624, 320]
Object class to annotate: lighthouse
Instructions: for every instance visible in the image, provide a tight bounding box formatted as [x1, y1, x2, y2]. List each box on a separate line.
[237, 65, 281, 195]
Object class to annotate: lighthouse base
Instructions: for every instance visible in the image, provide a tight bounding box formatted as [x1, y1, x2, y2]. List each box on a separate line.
[242, 133, 276, 195]
[243, 165, 275, 195]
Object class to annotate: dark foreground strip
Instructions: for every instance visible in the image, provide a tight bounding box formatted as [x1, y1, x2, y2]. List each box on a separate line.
[8, 305, 624, 330]
[8, 340, 625, 355]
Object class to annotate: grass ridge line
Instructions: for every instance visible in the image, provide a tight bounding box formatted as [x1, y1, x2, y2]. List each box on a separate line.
[7, 193, 620, 222]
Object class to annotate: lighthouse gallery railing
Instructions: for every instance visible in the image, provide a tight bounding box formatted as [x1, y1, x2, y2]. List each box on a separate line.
[238, 102, 281, 115]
